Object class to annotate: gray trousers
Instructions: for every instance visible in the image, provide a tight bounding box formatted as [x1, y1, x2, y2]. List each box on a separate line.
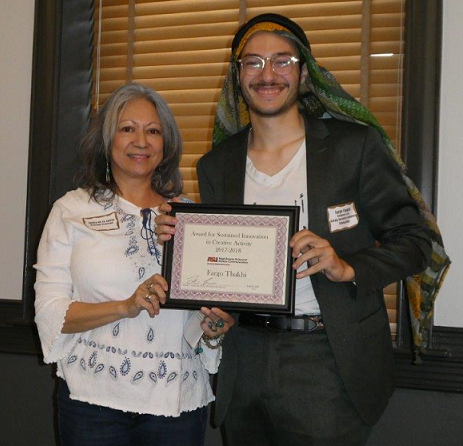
[222, 325, 371, 446]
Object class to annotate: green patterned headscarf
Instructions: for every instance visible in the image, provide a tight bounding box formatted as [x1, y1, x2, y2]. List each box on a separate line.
[213, 13, 450, 361]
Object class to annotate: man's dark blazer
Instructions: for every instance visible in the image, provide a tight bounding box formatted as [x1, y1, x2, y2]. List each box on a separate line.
[196, 114, 431, 426]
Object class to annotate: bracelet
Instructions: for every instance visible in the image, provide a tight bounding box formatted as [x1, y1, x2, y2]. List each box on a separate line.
[201, 333, 224, 350]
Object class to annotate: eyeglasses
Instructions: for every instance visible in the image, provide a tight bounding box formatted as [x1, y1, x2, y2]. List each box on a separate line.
[237, 55, 300, 76]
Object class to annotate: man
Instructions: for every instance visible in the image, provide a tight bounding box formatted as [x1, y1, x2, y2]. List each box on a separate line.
[157, 13, 447, 446]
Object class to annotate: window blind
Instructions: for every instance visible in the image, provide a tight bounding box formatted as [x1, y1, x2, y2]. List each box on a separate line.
[93, 0, 240, 201]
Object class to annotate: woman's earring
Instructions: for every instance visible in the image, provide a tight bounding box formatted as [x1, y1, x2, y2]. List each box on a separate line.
[105, 161, 111, 184]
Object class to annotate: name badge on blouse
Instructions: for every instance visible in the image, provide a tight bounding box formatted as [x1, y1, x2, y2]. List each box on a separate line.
[327, 202, 359, 233]
[83, 212, 120, 231]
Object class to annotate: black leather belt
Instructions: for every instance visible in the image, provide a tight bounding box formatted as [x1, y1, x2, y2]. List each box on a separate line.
[239, 313, 324, 333]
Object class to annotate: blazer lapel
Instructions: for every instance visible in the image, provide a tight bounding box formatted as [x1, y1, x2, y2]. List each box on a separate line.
[304, 115, 334, 236]
[223, 127, 250, 204]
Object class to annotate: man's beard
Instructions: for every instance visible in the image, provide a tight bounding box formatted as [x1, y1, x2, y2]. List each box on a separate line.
[242, 81, 299, 117]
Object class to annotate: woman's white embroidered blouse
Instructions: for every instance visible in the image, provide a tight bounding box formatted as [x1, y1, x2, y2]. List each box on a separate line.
[34, 188, 220, 416]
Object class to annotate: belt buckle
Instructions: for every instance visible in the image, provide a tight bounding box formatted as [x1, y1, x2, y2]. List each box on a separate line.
[305, 315, 322, 332]
[306, 317, 317, 332]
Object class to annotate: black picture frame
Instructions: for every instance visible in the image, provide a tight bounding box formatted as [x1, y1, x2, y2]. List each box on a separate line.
[162, 203, 299, 314]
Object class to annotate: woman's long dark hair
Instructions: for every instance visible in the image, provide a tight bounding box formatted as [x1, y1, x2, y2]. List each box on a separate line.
[75, 83, 183, 202]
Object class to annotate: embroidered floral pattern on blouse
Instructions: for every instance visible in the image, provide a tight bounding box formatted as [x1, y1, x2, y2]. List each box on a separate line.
[66, 351, 194, 390]
[106, 202, 162, 279]
[109, 366, 117, 380]
[112, 323, 120, 338]
[120, 357, 131, 376]
[146, 326, 155, 343]
[166, 372, 178, 385]
[149, 372, 158, 385]
[77, 337, 194, 359]
[105, 197, 194, 281]
[133, 371, 144, 382]
[158, 360, 167, 378]
[140, 208, 161, 265]
[88, 351, 98, 368]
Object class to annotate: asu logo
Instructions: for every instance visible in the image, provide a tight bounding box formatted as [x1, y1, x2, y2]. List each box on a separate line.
[207, 256, 219, 262]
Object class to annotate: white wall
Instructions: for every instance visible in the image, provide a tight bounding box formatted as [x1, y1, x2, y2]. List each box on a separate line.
[0, 0, 35, 300]
[434, 0, 463, 327]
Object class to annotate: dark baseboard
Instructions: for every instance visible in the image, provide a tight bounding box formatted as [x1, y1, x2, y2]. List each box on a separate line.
[394, 326, 463, 393]
[0, 300, 25, 321]
[431, 326, 463, 356]
[2, 322, 462, 394]
[0, 322, 41, 355]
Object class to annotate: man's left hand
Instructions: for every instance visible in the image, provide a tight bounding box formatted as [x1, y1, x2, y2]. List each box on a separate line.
[290, 229, 355, 282]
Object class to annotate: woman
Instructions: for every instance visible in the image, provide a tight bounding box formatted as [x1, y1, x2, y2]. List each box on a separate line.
[34, 83, 233, 446]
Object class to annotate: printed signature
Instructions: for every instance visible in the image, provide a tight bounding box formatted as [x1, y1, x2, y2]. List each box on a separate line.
[185, 275, 218, 288]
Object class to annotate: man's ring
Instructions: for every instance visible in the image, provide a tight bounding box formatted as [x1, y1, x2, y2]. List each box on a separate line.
[144, 293, 152, 302]
[147, 283, 154, 291]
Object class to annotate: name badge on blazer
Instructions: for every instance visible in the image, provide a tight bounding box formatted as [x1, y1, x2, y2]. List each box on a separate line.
[327, 202, 359, 233]
[83, 212, 120, 231]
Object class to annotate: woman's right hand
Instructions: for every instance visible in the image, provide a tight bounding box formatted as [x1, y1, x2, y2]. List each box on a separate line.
[154, 198, 180, 243]
[123, 273, 168, 319]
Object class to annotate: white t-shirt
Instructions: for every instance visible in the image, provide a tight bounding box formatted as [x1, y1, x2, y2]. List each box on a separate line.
[34, 188, 219, 417]
[244, 140, 320, 315]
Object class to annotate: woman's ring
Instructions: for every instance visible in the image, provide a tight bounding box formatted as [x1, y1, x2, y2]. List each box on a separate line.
[147, 283, 154, 291]
[208, 320, 218, 332]
[144, 293, 152, 302]
[216, 319, 225, 328]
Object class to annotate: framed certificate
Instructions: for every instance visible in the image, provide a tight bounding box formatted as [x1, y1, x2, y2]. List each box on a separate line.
[161, 203, 299, 314]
